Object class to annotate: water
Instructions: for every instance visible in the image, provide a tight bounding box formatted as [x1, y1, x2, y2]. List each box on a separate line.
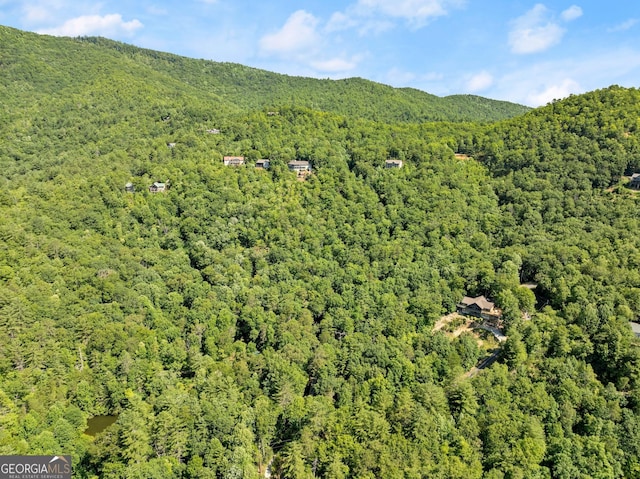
[84, 415, 118, 436]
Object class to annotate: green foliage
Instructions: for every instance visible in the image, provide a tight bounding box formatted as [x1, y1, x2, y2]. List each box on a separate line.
[0, 25, 639, 479]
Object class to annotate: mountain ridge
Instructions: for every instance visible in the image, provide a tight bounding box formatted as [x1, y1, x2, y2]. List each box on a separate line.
[0, 25, 530, 124]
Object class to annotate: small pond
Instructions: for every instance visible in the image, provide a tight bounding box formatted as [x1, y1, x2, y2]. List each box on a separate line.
[84, 415, 118, 436]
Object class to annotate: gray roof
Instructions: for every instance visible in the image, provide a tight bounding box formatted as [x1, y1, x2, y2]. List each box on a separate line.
[460, 295, 495, 311]
[631, 322, 640, 336]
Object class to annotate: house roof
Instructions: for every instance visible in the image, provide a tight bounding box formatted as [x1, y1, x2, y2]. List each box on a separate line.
[460, 295, 495, 311]
[288, 160, 309, 165]
[631, 322, 640, 336]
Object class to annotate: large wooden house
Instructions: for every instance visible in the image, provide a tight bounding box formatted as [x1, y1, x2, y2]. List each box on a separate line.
[457, 295, 502, 327]
[223, 156, 245, 166]
[287, 160, 311, 172]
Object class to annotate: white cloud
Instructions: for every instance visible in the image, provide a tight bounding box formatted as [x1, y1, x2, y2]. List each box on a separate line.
[608, 18, 638, 32]
[327, 8, 394, 35]
[259, 10, 320, 55]
[527, 78, 581, 105]
[39, 14, 143, 37]
[489, 48, 640, 106]
[465, 71, 494, 92]
[311, 57, 358, 73]
[326, 10, 394, 35]
[358, 0, 449, 21]
[328, 0, 464, 33]
[508, 4, 565, 54]
[326, 11, 357, 32]
[257, 10, 368, 78]
[561, 5, 582, 22]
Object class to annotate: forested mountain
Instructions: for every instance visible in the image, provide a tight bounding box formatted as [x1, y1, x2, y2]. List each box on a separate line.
[1, 25, 639, 479]
[0, 26, 529, 125]
[81, 34, 531, 123]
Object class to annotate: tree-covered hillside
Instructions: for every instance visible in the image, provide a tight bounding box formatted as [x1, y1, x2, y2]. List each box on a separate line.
[0, 25, 639, 479]
[0, 25, 530, 125]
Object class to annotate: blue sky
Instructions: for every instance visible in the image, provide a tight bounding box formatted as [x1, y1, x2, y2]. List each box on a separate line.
[1, 0, 639, 106]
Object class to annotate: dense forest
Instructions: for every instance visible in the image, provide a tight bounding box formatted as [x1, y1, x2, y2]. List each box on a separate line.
[0, 25, 639, 479]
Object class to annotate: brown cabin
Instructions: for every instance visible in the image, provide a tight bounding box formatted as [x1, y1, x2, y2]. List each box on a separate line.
[457, 295, 502, 327]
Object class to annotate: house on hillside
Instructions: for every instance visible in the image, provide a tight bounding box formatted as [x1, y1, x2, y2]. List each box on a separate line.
[255, 159, 270, 169]
[457, 295, 502, 328]
[288, 160, 312, 179]
[385, 159, 403, 169]
[125, 182, 135, 193]
[630, 173, 640, 189]
[288, 160, 311, 172]
[206, 128, 221, 134]
[149, 182, 166, 193]
[223, 156, 245, 166]
[631, 322, 640, 338]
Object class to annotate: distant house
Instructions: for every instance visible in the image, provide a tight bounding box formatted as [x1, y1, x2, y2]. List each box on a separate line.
[630, 173, 640, 189]
[255, 159, 270, 169]
[167, 143, 176, 148]
[631, 322, 640, 338]
[454, 153, 470, 160]
[149, 182, 166, 193]
[206, 128, 221, 134]
[288, 160, 311, 172]
[457, 295, 502, 327]
[223, 156, 245, 166]
[385, 159, 403, 169]
[125, 182, 135, 193]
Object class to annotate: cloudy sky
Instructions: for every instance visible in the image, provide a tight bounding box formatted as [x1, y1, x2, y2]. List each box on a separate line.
[1, 0, 639, 106]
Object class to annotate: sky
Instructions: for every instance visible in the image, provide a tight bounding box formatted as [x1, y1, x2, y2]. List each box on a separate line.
[1, 0, 640, 106]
